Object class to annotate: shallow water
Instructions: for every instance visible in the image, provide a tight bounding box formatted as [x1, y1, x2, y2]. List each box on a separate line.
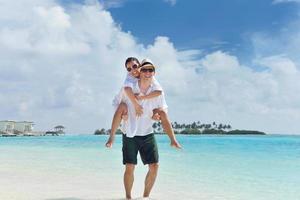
[1, 134, 300, 200]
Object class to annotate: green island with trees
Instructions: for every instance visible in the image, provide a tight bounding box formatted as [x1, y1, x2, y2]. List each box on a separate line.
[94, 121, 266, 135]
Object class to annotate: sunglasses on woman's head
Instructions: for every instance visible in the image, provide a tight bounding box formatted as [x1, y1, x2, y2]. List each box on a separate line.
[140, 68, 155, 73]
[126, 64, 139, 72]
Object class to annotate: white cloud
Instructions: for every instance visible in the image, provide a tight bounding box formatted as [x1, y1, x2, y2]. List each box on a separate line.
[252, 18, 300, 64]
[97, 0, 126, 8]
[1, 0, 300, 134]
[164, 0, 177, 6]
[201, 51, 240, 72]
[256, 55, 298, 75]
[272, 0, 300, 4]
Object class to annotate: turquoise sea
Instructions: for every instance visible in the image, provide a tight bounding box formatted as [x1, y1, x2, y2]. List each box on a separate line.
[0, 134, 300, 200]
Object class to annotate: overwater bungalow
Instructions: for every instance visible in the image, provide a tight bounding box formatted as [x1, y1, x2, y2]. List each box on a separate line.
[45, 125, 65, 136]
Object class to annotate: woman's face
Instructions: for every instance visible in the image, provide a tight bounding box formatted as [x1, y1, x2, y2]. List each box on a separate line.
[126, 60, 140, 78]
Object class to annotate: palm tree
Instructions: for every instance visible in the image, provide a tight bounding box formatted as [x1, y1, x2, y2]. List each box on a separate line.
[155, 122, 162, 133]
[152, 122, 158, 132]
[173, 121, 178, 127]
[204, 124, 211, 129]
[213, 121, 217, 129]
[191, 122, 196, 129]
[175, 122, 180, 130]
[227, 124, 232, 130]
[196, 121, 201, 128]
[218, 124, 223, 130]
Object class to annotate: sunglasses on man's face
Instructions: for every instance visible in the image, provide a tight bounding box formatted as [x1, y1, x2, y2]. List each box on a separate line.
[140, 68, 155, 73]
[126, 64, 139, 72]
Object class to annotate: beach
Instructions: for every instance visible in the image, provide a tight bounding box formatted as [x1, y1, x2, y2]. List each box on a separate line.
[0, 135, 300, 200]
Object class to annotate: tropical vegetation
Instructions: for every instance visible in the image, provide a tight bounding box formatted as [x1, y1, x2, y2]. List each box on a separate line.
[94, 121, 265, 135]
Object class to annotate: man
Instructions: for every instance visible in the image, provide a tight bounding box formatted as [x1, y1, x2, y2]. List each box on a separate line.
[105, 57, 180, 149]
[108, 59, 181, 199]
[105, 57, 163, 148]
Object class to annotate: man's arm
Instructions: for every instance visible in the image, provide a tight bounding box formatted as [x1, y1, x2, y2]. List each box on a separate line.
[124, 87, 143, 116]
[137, 90, 162, 101]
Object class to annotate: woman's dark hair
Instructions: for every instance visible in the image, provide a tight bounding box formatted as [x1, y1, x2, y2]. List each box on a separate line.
[125, 57, 140, 67]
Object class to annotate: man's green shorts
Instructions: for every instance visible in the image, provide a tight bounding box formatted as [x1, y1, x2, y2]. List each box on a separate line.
[122, 133, 159, 165]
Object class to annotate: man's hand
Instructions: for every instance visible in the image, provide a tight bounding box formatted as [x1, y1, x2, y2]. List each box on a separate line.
[171, 139, 182, 149]
[105, 136, 115, 148]
[134, 103, 143, 116]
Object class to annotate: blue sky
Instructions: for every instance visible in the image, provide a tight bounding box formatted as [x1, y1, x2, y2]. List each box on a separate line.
[59, 0, 300, 62]
[1, 0, 300, 134]
[107, 0, 299, 59]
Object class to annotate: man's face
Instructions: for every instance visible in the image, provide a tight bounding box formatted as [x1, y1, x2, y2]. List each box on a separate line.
[126, 61, 140, 78]
[139, 67, 155, 80]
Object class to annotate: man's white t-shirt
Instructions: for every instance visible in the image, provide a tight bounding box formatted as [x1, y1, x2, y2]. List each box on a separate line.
[112, 79, 168, 138]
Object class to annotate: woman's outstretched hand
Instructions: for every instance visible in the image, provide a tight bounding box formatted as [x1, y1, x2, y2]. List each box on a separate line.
[171, 139, 182, 149]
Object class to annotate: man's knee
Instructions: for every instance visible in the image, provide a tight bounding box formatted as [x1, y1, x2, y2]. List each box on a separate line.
[117, 102, 128, 114]
[149, 163, 159, 172]
[125, 164, 135, 174]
